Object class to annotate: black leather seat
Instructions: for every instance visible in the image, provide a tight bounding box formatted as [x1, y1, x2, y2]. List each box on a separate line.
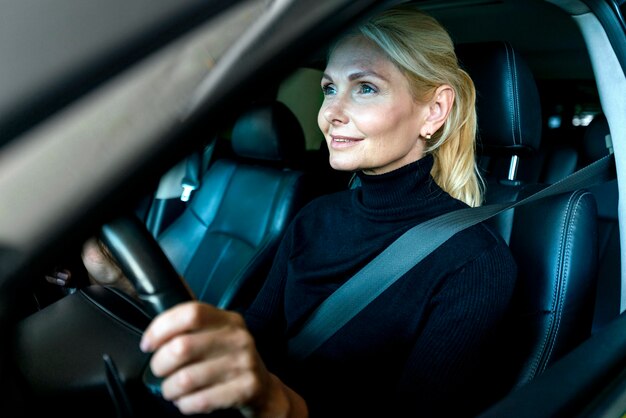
[156, 101, 311, 310]
[457, 42, 599, 388]
[531, 112, 619, 332]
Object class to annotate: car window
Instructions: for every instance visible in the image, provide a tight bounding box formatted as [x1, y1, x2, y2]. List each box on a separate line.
[277, 68, 325, 150]
[0, 0, 262, 147]
[0, 0, 268, 284]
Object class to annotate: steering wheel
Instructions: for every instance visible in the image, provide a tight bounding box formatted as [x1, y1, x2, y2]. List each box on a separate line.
[13, 214, 193, 416]
[99, 215, 194, 317]
[99, 214, 195, 396]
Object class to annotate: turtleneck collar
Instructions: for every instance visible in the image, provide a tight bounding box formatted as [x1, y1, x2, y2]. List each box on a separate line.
[353, 154, 443, 217]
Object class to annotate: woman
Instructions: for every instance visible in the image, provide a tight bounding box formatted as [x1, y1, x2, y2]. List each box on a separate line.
[78, 5, 517, 417]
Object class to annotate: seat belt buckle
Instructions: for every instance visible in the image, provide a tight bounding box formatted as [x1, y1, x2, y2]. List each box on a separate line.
[180, 179, 198, 202]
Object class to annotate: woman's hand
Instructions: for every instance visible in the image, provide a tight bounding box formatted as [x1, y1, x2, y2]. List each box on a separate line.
[81, 237, 137, 297]
[140, 301, 307, 417]
[44, 268, 72, 287]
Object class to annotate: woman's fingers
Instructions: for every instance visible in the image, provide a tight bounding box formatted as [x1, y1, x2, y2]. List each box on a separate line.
[169, 373, 264, 415]
[44, 269, 71, 286]
[149, 325, 251, 375]
[140, 302, 245, 353]
[140, 301, 272, 415]
[159, 347, 259, 401]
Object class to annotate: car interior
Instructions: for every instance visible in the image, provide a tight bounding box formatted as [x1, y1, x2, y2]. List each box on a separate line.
[455, 39, 601, 387]
[1, 0, 625, 416]
[154, 100, 313, 311]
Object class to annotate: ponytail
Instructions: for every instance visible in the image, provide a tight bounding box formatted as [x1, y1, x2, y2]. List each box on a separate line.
[360, 5, 484, 206]
[428, 69, 483, 207]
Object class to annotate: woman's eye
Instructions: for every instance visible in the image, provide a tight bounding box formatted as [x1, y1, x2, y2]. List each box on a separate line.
[358, 83, 377, 94]
[321, 84, 336, 96]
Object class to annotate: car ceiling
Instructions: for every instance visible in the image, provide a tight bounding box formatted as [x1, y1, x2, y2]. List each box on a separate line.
[418, 0, 594, 81]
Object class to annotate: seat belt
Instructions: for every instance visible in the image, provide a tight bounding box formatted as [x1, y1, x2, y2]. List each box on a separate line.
[288, 153, 616, 361]
[153, 139, 216, 202]
[180, 152, 202, 203]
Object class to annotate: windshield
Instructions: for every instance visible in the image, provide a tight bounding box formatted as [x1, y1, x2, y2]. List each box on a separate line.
[0, 0, 268, 285]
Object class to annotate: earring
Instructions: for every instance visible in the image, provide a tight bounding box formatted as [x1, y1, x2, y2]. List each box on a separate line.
[425, 133, 432, 140]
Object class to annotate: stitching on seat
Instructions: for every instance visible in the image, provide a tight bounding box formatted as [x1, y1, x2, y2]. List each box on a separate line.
[526, 192, 575, 378]
[529, 191, 588, 378]
[509, 44, 522, 146]
[503, 44, 517, 146]
[541, 191, 589, 371]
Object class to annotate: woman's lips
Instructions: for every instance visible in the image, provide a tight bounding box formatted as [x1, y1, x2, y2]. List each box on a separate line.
[330, 135, 364, 148]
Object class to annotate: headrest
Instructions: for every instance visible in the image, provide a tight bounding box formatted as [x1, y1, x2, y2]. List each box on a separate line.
[231, 101, 305, 164]
[581, 113, 610, 165]
[456, 42, 542, 154]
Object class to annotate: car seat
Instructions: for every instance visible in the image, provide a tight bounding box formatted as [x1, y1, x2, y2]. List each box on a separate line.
[529, 111, 619, 332]
[456, 41, 600, 388]
[156, 100, 311, 310]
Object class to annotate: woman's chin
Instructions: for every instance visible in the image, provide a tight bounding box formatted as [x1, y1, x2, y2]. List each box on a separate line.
[328, 159, 359, 172]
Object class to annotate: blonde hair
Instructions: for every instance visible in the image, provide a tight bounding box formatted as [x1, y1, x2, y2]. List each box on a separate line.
[358, 5, 483, 207]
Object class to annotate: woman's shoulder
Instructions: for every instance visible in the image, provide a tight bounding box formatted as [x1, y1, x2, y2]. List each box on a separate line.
[434, 215, 516, 276]
[456, 219, 512, 254]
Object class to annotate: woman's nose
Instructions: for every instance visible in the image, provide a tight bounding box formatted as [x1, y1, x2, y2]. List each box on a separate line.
[323, 98, 348, 125]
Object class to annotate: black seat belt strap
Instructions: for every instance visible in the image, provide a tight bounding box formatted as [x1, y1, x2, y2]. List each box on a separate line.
[288, 154, 616, 361]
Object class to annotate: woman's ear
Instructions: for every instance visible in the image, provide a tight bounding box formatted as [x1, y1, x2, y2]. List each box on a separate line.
[421, 85, 455, 137]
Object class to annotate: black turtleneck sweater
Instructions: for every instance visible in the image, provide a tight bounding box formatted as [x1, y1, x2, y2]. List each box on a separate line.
[244, 155, 518, 417]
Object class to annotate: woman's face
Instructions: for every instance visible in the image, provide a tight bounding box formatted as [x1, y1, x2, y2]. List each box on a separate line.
[318, 36, 430, 175]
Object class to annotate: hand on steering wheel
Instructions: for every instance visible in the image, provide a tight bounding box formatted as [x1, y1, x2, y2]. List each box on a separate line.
[98, 215, 195, 316]
[81, 237, 137, 298]
[97, 215, 303, 417]
[98, 215, 196, 399]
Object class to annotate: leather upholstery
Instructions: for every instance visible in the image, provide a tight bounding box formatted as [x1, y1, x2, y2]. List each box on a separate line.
[232, 101, 306, 164]
[457, 41, 542, 153]
[157, 101, 310, 310]
[457, 42, 600, 388]
[506, 189, 598, 386]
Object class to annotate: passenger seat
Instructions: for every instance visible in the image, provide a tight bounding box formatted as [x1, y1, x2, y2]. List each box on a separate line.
[156, 100, 312, 310]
